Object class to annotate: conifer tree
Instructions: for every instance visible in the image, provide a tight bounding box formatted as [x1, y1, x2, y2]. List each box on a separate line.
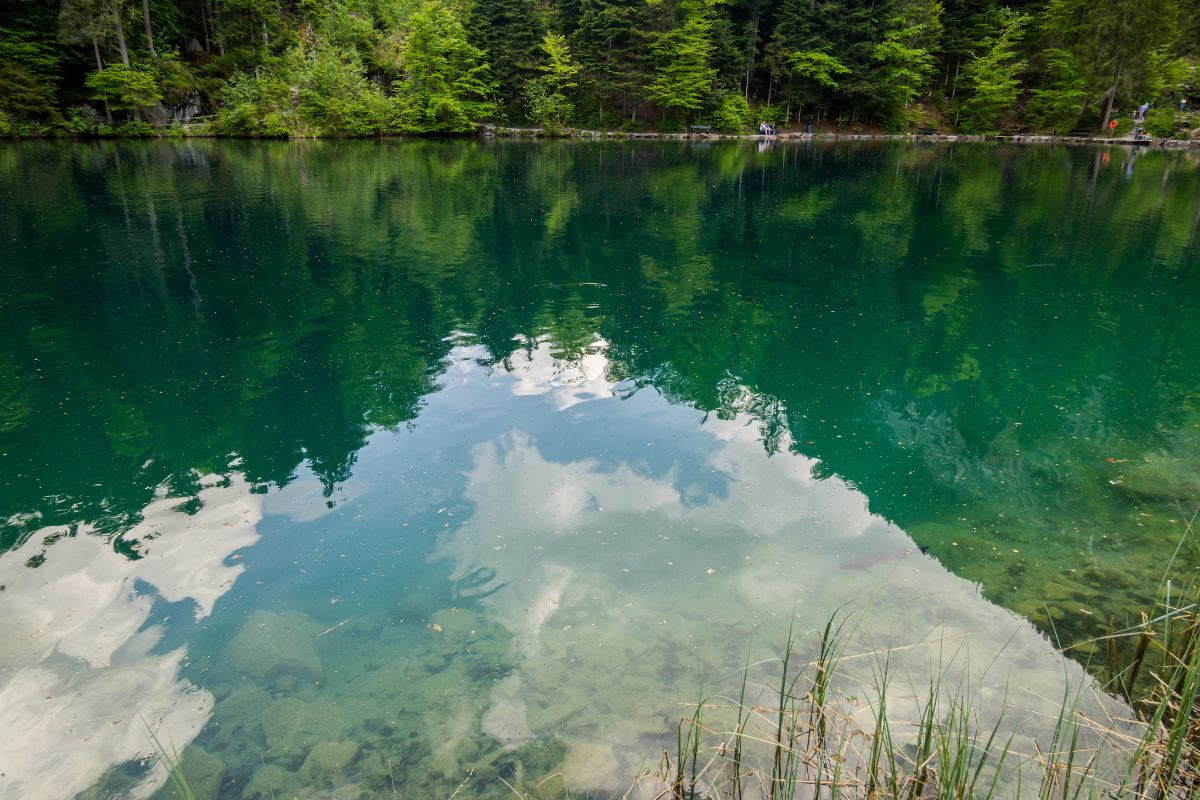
[526, 33, 581, 131]
[467, 0, 545, 112]
[648, 0, 718, 124]
[1038, 0, 1180, 129]
[872, 0, 942, 123]
[394, 0, 497, 133]
[956, 7, 1026, 132]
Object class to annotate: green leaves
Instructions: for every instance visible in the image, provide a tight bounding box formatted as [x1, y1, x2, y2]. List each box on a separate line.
[709, 91, 750, 131]
[1037, 0, 1182, 128]
[872, 0, 943, 123]
[788, 50, 851, 91]
[85, 63, 161, 111]
[525, 34, 582, 131]
[648, 0, 718, 121]
[394, 1, 497, 133]
[1026, 48, 1088, 131]
[957, 9, 1027, 134]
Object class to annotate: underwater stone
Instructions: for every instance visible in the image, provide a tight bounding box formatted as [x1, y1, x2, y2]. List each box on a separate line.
[225, 610, 323, 682]
[262, 698, 349, 764]
[242, 764, 300, 800]
[299, 740, 361, 784]
[153, 746, 225, 800]
[1116, 453, 1200, 502]
[354, 751, 395, 789]
[394, 593, 437, 624]
[1042, 578, 1093, 602]
[561, 742, 621, 793]
[304, 783, 374, 800]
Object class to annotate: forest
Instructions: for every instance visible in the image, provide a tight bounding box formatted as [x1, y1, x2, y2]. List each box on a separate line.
[0, 0, 1197, 138]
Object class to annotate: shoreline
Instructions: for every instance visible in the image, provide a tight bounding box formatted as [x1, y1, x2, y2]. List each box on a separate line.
[483, 124, 1200, 148]
[5, 123, 1198, 149]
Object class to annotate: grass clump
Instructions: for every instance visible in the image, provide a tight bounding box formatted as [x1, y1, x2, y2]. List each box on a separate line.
[646, 602, 1199, 800]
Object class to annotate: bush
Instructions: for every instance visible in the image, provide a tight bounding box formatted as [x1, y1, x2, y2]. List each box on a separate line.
[1143, 107, 1183, 138]
[86, 64, 162, 116]
[64, 105, 104, 135]
[710, 94, 750, 133]
[757, 102, 789, 126]
[153, 54, 199, 107]
[656, 116, 686, 132]
[292, 45, 388, 135]
[215, 70, 294, 136]
[116, 119, 155, 138]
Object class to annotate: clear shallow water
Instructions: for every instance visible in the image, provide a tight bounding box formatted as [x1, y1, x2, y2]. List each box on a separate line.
[0, 140, 1198, 799]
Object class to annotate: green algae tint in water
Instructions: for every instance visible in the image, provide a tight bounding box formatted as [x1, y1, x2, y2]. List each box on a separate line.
[0, 140, 1198, 799]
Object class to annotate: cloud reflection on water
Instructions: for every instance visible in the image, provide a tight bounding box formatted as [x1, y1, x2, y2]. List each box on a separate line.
[435, 338, 1127, 795]
[0, 475, 259, 798]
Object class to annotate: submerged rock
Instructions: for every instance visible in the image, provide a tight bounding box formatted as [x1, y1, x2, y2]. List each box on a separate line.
[354, 751, 396, 789]
[213, 685, 272, 742]
[561, 742, 621, 794]
[299, 740, 361, 784]
[243, 764, 299, 800]
[304, 783, 374, 800]
[224, 610, 323, 683]
[1116, 452, 1200, 502]
[261, 698, 349, 765]
[151, 746, 225, 800]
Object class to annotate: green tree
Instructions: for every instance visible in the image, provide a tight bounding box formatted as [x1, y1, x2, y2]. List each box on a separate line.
[86, 62, 161, 115]
[1026, 48, 1087, 130]
[214, 68, 293, 135]
[1039, 0, 1181, 130]
[525, 33, 581, 131]
[0, 4, 63, 128]
[572, 0, 652, 126]
[394, 1, 497, 133]
[788, 49, 850, 115]
[467, 0, 545, 112]
[709, 90, 750, 130]
[648, 0, 718, 125]
[956, 8, 1026, 133]
[292, 43, 389, 135]
[872, 0, 943, 124]
[58, 0, 113, 71]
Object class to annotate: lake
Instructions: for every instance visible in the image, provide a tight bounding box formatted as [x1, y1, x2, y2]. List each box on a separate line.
[1, 139, 1198, 799]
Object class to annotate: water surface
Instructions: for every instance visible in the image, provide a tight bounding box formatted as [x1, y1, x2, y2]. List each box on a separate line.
[1, 140, 1198, 798]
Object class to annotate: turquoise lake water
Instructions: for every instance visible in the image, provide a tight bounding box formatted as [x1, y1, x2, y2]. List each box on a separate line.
[0, 140, 1198, 799]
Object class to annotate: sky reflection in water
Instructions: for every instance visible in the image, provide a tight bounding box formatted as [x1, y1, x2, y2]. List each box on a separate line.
[0, 139, 1196, 798]
[1, 338, 1126, 798]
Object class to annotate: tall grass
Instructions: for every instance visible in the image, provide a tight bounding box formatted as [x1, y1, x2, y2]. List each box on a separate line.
[140, 713, 197, 800]
[652, 604, 1199, 800]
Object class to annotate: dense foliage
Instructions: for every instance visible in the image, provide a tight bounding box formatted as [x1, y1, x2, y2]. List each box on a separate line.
[0, 0, 1196, 135]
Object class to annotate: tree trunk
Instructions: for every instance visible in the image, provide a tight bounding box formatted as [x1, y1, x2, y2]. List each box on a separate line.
[743, 0, 759, 101]
[200, 0, 210, 52]
[91, 33, 104, 70]
[213, 1, 224, 55]
[93, 34, 114, 123]
[111, 0, 130, 66]
[142, 0, 155, 56]
[1100, 88, 1117, 132]
[1100, 60, 1124, 132]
